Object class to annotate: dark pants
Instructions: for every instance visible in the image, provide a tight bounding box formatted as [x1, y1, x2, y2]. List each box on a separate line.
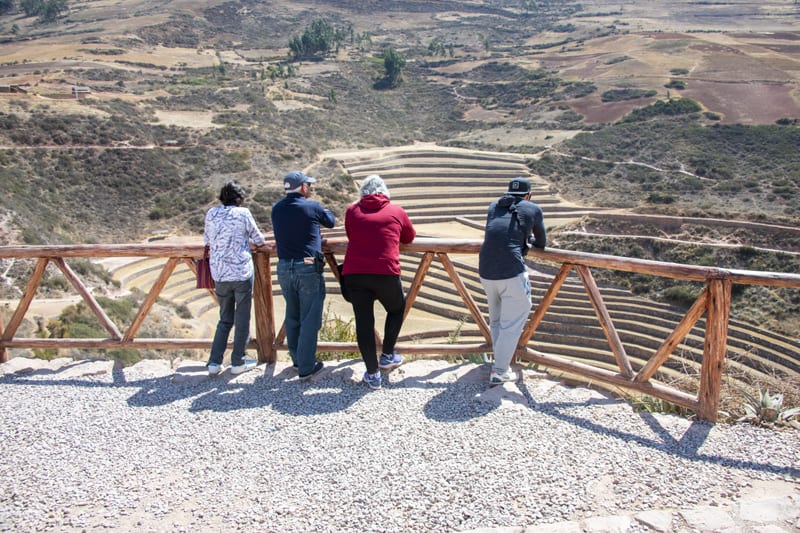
[345, 274, 406, 374]
[209, 277, 253, 366]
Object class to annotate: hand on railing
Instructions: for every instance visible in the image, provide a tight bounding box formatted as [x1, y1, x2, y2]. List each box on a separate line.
[252, 242, 275, 253]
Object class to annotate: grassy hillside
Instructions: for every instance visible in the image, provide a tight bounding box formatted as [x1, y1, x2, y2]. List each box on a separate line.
[0, 0, 798, 347]
[0, 0, 797, 243]
[529, 115, 800, 221]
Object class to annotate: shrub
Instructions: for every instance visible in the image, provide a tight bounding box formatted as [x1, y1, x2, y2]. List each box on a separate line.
[646, 192, 676, 204]
[622, 98, 702, 122]
[662, 284, 702, 308]
[317, 303, 359, 360]
[737, 388, 800, 427]
[601, 88, 657, 102]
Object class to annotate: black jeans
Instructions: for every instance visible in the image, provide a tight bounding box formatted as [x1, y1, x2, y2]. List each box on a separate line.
[345, 273, 406, 374]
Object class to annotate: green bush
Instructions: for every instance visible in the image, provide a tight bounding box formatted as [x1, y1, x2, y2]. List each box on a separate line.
[662, 284, 702, 308]
[622, 98, 702, 122]
[601, 88, 657, 102]
[317, 303, 359, 360]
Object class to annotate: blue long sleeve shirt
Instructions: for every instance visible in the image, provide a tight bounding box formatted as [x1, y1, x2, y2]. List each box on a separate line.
[478, 195, 546, 280]
[271, 193, 336, 259]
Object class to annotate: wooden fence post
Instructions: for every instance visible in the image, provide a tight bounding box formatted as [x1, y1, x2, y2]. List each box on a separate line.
[697, 277, 732, 422]
[0, 309, 5, 363]
[253, 251, 276, 364]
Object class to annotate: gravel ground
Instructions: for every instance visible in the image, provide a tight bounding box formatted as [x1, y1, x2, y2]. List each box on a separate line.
[0, 357, 798, 532]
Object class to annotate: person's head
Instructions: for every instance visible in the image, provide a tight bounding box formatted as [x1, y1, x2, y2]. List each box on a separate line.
[219, 181, 246, 206]
[507, 176, 531, 198]
[359, 174, 390, 198]
[283, 170, 316, 196]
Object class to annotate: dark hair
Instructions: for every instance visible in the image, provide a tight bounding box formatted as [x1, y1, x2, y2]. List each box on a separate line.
[219, 182, 245, 206]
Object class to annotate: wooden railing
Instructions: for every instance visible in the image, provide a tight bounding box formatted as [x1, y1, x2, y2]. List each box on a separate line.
[1, 238, 799, 422]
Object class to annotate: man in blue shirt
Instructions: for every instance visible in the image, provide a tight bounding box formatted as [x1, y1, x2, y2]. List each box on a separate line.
[271, 170, 336, 380]
[478, 177, 546, 385]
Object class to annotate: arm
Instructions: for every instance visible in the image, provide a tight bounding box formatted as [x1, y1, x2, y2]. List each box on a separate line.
[244, 209, 266, 247]
[399, 208, 416, 244]
[317, 203, 336, 229]
[203, 209, 213, 247]
[529, 210, 546, 250]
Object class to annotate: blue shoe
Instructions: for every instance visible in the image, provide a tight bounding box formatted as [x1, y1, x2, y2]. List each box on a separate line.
[299, 361, 324, 382]
[378, 352, 403, 371]
[363, 371, 382, 390]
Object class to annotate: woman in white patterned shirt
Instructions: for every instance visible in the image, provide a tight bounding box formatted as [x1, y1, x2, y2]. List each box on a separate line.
[204, 181, 268, 376]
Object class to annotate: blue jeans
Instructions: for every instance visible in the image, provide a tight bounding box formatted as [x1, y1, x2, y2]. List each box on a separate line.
[209, 277, 254, 366]
[277, 260, 326, 375]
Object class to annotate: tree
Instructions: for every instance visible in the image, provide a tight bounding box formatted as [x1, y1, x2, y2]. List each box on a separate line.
[0, 0, 14, 15]
[20, 0, 44, 16]
[288, 19, 349, 60]
[40, 0, 66, 22]
[20, 0, 67, 22]
[382, 47, 406, 88]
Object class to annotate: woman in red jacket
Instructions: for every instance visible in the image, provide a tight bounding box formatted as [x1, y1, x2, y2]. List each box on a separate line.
[342, 174, 416, 390]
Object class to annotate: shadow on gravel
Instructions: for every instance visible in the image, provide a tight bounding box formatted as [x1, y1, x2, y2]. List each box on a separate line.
[3, 361, 797, 479]
[186, 360, 369, 415]
[526, 388, 800, 479]
[417, 368, 800, 479]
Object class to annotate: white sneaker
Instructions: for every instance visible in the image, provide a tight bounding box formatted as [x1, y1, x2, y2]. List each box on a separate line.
[230, 359, 257, 375]
[489, 369, 517, 385]
[207, 363, 223, 376]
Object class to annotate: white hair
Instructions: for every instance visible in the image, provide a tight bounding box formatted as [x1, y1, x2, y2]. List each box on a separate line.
[359, 174, 390, 198]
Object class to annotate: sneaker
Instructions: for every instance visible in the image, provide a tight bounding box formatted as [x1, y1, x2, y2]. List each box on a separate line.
[207, 363, 223, 376]
[379, 352, 403, 371]
[363, 371, 382, 390]
[489, 369, 517, 385]
[298, 361, 324, 381]
[230, 358, 257, 375]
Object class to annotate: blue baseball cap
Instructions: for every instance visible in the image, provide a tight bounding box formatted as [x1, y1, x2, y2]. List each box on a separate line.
[283, 170, 316, 190]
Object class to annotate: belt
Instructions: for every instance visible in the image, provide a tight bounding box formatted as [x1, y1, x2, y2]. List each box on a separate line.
[278, 257, 315, 263]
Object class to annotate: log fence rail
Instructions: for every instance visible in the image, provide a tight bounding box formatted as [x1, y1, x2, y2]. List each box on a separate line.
[1, 238, 799, 422]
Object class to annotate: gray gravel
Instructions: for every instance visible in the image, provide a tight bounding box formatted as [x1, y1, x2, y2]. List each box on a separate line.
[0, 357, 798, 532]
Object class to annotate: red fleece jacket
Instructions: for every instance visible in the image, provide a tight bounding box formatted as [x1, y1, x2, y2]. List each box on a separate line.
[343, 194, 416, 276]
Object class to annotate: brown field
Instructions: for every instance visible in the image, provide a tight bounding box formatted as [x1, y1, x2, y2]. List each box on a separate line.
[682, 80, 800, 123]
[0, 0, 797, 128]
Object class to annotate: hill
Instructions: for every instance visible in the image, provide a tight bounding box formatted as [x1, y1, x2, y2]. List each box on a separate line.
[0, 1, 797, 357]
[0, 0, 797, 243]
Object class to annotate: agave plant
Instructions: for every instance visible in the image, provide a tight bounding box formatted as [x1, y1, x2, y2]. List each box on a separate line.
[738, 388, 800, 426]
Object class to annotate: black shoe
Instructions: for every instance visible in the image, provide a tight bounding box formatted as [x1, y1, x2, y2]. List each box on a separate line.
[298, 361, 323, 381]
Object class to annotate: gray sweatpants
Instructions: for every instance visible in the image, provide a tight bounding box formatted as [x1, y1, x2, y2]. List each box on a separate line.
[480, 271, 532, 373]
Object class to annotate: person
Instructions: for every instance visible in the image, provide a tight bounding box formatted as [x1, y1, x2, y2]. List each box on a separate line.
[478, 176, 546, 384]
[271, 170, 336, 381]
[341, 175, 416, 390]
[204, 181, 269, 376]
